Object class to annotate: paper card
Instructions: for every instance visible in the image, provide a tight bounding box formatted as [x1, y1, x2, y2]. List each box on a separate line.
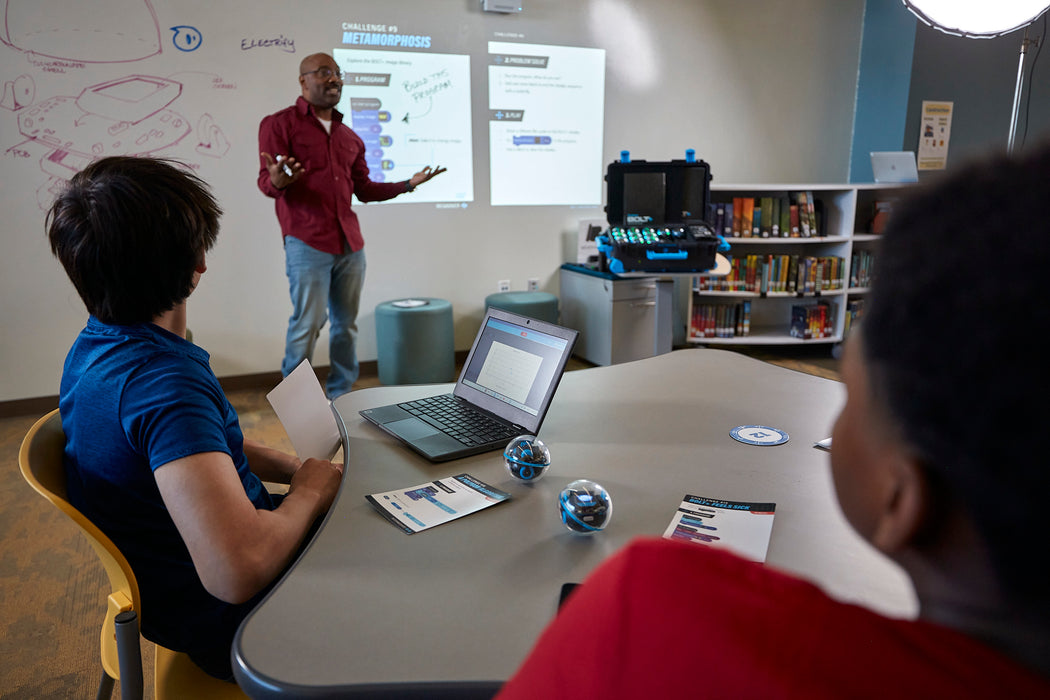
[663, 495, 776, 563]
[366, 474, 511, 534]
[265, 359, 340, 461]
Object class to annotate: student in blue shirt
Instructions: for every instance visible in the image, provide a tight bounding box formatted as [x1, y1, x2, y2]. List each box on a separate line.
[47, 156, 343, 680]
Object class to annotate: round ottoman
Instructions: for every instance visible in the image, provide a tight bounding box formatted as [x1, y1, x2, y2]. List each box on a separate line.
[484, 291, 559, 324]
[374, 298, 455, 385]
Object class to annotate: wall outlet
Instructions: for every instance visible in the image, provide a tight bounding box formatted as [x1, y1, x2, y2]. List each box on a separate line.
[498, 279, 511, 292]
[527, 278, 540, 291]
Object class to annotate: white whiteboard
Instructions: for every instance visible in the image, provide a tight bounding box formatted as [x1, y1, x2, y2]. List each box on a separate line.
[0, 0, 864, 401]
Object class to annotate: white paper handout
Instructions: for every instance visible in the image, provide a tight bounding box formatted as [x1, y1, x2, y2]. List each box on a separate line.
[265, 359, 341, 461]
[366, 473, 511, 534]
[663, 495, 776, 562]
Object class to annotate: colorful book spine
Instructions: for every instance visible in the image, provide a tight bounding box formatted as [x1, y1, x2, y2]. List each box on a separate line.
[690, 301, 752, 339]
[805, 190, 818, 236]
[760, 196, 773, 237]
[789, 301, 837, 340]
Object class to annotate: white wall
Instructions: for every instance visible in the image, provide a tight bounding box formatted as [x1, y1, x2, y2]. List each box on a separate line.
[0, 0, 864, 402]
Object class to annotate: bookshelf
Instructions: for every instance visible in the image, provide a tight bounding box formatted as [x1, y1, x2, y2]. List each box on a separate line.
[688, 183, 907, 349]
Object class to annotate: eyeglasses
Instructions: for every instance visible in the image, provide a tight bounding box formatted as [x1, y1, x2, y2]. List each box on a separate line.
[301, 67, 344, 81]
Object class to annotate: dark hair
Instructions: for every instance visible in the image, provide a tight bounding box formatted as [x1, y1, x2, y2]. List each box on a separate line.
[861, 142, 1050, 604]
[46, 156, 222, 324]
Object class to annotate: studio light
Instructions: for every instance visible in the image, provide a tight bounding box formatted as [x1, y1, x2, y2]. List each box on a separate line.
[902, 0, 1049, 38]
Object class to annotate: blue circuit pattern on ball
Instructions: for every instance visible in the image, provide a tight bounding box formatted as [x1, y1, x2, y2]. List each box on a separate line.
[503, 435, 552, 482]
[559, 479, 612, 534]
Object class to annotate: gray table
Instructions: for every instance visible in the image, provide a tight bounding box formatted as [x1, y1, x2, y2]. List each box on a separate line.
[233, 349, 916, 698]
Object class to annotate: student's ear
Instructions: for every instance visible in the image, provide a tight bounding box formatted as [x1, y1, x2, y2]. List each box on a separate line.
[195, 255, 207, 275]
[870, 454, 931, 553]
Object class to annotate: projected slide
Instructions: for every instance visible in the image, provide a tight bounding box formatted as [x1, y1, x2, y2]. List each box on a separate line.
[333, 48, 473, 203]
[488, 41, 605, 207]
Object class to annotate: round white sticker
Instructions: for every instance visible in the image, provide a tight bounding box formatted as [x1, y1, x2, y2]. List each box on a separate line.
[730, 425, 790, 446]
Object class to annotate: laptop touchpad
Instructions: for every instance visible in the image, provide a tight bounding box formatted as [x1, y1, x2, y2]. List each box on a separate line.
[386, 418, 441, 441]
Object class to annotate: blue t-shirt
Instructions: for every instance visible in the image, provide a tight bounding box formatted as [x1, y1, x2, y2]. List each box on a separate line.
[59, 317, 276, 677]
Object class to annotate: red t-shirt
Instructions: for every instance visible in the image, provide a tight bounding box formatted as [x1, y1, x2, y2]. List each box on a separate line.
[257, 96, 407, 255]
[497, 538, 1049, 699]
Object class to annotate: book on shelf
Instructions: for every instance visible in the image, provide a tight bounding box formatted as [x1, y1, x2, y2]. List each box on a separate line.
[690, 300, 751, 339]
[696, 255, 845, 295]
[845, 298, 865, 335]
[708, 201, 726, 236]
[870, 199, 897, 235]
[796, 192, 811, 236]
[741, 197, 754, 238]
[759, 196, 773, 237]
[849, 249, 876, 288]
[714, 191, 826, 238]
[804, 190, 818, 236]
[790, 300, 836, 340]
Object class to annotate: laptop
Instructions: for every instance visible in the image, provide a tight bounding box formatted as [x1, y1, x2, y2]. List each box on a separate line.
[870, 151, 919, 183]
[360, 308, 579, 462]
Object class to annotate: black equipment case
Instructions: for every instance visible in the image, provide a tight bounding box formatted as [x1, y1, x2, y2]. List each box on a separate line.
[598, 153, 724, 274]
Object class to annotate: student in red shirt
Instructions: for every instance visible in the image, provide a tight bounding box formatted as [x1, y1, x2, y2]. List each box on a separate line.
[497, 144, 1050, 697]
[258, 52, 444, 398]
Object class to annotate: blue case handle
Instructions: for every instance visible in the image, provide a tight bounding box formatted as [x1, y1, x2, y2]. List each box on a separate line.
[646, 249, 688, 261]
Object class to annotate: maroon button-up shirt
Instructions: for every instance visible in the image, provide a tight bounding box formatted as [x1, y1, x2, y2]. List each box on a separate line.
[258, 96, 408, 255]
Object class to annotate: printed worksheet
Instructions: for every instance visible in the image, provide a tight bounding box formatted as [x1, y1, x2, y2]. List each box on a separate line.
[663, 495, 776, 562]
[366, 473, 511, 534]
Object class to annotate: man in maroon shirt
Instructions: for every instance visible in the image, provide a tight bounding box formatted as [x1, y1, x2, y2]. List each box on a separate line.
[258, 52, 444, 397]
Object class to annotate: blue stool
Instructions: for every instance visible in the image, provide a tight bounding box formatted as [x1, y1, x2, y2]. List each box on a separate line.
[374, 298, 455, 385]
[484, 291, 559, 324]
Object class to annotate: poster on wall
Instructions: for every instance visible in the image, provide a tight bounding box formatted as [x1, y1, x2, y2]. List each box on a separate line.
[917, 100, 953, 170]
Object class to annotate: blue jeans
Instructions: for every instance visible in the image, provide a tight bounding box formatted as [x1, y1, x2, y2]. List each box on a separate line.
[282, 236, 366, 398]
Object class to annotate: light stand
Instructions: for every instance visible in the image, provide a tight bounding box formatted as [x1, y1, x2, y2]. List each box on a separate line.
[1007, 27, 1040, 152]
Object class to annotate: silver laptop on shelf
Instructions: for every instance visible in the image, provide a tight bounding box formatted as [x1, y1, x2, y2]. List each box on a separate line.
[871, 151, 919, 183]
[359, 308, 579, 462]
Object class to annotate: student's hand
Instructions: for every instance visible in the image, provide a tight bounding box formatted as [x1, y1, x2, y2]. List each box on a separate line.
[409, 165, 447, 189]
[261, 151, 304, 189]
[288, 457, 344, 513]
[243, 439, 301, 484]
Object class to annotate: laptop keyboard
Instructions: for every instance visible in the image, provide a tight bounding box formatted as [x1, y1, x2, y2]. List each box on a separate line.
[398, 394, 520, 446]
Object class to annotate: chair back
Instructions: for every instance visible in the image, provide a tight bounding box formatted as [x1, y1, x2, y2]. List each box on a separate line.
[18, 408, 140, 682]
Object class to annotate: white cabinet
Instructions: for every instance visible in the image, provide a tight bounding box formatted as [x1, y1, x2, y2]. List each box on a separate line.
[560, 265, 674, 366]
[687, 184, 906, 348]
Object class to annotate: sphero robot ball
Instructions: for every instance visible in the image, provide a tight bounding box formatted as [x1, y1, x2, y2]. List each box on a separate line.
[503, 435, 552, 482]
[558, 479, 612, 534]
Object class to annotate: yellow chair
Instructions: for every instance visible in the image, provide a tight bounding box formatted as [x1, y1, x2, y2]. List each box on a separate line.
[18, 409, 248, 700]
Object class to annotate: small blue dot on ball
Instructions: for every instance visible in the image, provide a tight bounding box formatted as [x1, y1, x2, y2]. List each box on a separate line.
[503, 435, 552, 482]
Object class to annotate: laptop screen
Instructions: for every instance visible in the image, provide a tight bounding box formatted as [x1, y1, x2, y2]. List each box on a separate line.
[454, 309, 578, 434]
